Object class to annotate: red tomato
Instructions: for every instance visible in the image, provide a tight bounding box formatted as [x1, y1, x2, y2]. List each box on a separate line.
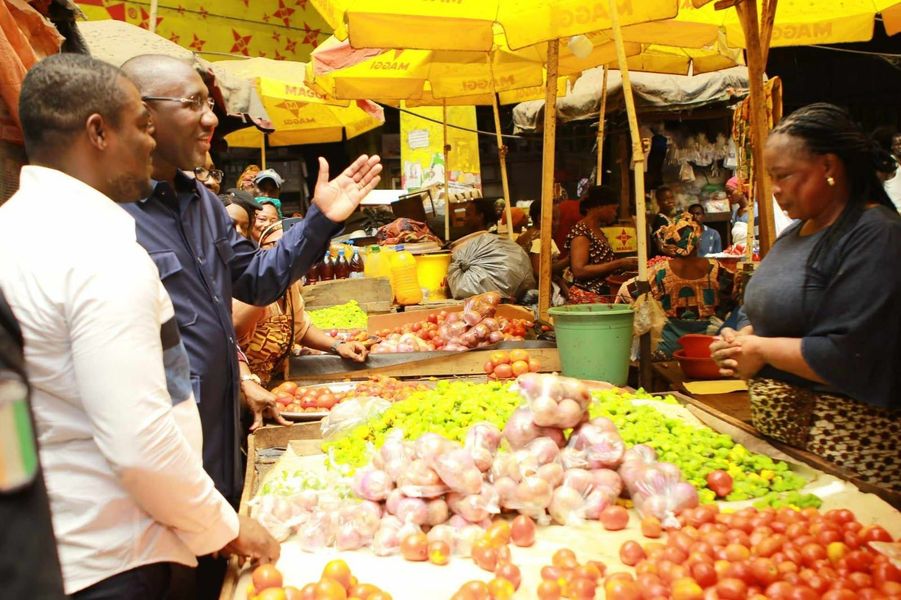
[789, 586, 819, 600]
[400, 532, 428, 561]
[671, 577, 705, 600]
[641, 516, 663, 538]
[489, 351, 510, 366]
[567, 578, 597, 600]
[552, 548, 579, 569]
[716, 578, 748, 600]
[604, 577, 641, 600]
[483, 360, 495, 374]
[724, 544, 750, 562]
[528, 358, 542, 372]
[471, 540, 499, 572]
[846, 550, 876, 572]
[494, 562, 522, 590]
[800, 543, 827, 567]
[750, 557, 779, 586]
[872, 562, 901, 587]
[765, 582, 795, 600]
[663, 546, 689, 564]
[706, 470, 734, 497]
[848, 572, 874, 589]
[509, 349, 530, 362]
[510, 360, 530, 376]
[252, 564, 283, 593]
[690, 561, 717, 588]
[428, 540, 450, 566]
[536, 580, 562, 600]
[493, 363, 514, 379]
[822, 590, 857, 600]
[620, 541, 646, 566]
[861, 526, 893, 543]
[510, 514, 536, 547]
[599, 505, 629, 531]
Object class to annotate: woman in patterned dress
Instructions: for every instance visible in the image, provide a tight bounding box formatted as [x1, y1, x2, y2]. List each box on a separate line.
[711, 103, 901, 494]
[564, 185, 638, 303]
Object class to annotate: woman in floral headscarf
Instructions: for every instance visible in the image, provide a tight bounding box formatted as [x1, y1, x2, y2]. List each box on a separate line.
[638, 212, 736, 357]
[651, 212, 734, 320]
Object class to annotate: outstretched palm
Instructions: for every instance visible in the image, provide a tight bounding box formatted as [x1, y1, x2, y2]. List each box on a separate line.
[313, 154, 383, 222]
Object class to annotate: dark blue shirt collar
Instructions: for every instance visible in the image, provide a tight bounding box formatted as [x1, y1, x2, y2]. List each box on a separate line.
[142, 170, 200, 204]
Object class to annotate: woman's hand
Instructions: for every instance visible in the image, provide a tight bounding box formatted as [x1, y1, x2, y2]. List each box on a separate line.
[616, 257, 639, 270]
[710, 326, 764, 379]
[241, 380, 291, 431]
[335, 341, 368, 362]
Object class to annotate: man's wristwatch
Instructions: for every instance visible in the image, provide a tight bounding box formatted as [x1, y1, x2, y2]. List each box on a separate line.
[240, 373, 262, 385]
[329, 341, 341, 355]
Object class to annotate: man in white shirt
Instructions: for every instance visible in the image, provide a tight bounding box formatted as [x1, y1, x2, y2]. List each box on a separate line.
[0, 53, 278, 598]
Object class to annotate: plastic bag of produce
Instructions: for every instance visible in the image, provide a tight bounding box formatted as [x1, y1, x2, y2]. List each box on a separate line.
[447, 234, 535, 300]
[320, 396, 391, 441]
[515, 373, 592, 429]
[464, 422, 502, 472]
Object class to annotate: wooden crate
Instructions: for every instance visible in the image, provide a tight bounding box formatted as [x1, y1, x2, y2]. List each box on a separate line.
[301, 277, 393, 313]
[286, 343, 560, 381]
[220, 422, 324, 600]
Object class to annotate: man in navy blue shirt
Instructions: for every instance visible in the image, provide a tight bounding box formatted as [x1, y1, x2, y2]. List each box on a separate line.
[120, 55, 382, 509]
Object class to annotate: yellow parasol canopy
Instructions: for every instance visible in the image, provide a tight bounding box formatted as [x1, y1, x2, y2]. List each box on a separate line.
[311, 0, 679, 51]
[212, 57, 384, 147]
[650, 0, 899, 48]
[305, 34, 572, 104]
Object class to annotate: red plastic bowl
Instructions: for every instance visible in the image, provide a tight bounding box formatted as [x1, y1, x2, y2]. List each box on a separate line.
[673, 349, 722, 380]
[678, 334, 716, 358]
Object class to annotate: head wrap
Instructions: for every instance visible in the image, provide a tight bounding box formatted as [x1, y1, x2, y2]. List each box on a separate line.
[654, 211, 702, 257]
[237, 164, 261, 189]
[501, 207, 528, 229]
[725, 176, 743, 192]
[256, 196, 283, 218]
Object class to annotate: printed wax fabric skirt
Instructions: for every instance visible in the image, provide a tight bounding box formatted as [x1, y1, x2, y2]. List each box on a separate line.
[749, 377, 900, 494]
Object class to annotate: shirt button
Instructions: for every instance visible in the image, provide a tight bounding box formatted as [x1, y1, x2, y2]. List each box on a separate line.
[213, 295, 221, 303]
[196, 256, 203, 264]
[229, 337, 234, 344]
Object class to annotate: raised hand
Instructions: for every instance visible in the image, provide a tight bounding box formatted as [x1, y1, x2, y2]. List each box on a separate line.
[312, 154, 382, 222]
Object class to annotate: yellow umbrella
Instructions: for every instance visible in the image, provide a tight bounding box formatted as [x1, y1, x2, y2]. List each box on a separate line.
[307, 36, 575, 239]
[668, 0, 899, 48]
[212, 57, 384, 148]
[626, 0, 899, 255]
[311, 0, 679, 51]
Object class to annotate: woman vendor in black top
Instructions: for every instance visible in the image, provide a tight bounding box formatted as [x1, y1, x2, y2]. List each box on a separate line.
[711, 103, 901, 494]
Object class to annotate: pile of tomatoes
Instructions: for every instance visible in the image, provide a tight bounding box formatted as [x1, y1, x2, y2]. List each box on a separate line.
[248, 560, 392, 600]
[607, 504, 898, 600]
[272, 381, 348, 413]
[272, 376, 426, 414]
[483, 349, 542, 380]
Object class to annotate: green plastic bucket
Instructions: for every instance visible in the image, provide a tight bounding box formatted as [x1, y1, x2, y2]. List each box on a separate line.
[548, 303, 635, 385]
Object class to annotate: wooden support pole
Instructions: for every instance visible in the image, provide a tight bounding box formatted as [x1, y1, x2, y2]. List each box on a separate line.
[736, 0, 776, 256]
[610, 0, 652, 389]
[537, 40, 560, 321]
[261, 132, 267, 170]
[492, 95, 515, 240]
[443, 100, 451, 242]
[596, 66, 609, 185]
[149, 0, 159, 33]
[609, 0, 647, 284]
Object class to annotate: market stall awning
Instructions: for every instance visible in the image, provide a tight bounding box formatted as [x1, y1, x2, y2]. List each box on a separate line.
[77, 19, 268, 126]
[311, 0, 679, 51]
[213, 57, 385, 147]
[512, 66, 749, 133]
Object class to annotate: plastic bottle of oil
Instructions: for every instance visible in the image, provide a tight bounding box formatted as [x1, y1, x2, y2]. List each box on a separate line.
[389, 244, 423, 305]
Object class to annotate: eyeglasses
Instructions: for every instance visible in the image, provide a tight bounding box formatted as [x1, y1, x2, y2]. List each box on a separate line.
[194, 166, 224, 183]
[142, 95, 215, 112]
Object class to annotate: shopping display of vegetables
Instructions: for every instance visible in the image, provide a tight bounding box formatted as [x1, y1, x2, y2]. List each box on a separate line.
[246, 372, 899, 600]
[254, 374, 700, 555]
[308, 300, 369, 331]
[369, 292, 534, 354]
[271, 376, 429, 414]
[589, 389, 808, 503]
[248, 560, 394, 600]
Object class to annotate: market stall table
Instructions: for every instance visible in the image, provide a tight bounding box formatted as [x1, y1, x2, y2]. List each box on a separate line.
[222, 392, 901, 600]
[651, 360, 752, 424]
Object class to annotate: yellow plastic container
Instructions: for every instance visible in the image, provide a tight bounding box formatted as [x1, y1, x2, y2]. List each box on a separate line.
[389, 245, 423, 305]
[414, 253, 452, 302]
[364, 246, 395, 295]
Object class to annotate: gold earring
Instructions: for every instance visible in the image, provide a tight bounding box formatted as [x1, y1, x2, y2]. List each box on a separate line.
[826, 176, 835, 187]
